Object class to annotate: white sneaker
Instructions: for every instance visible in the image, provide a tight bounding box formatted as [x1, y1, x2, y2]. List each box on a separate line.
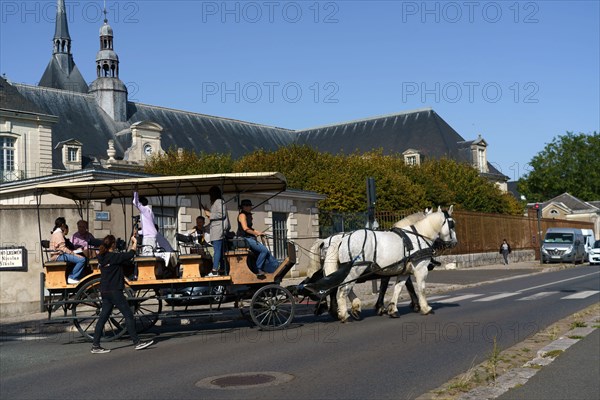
[207, 270, 219, 277]
[134, 340, 154, 350]
[67, 278, 80, 285]
[91, 346, 111, 354]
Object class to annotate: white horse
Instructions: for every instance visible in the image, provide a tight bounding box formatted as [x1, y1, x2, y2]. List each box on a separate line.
[304, 209, 432, 319]
[330, 206, 457, 322]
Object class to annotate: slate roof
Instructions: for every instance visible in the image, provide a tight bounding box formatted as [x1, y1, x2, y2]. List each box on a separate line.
[294, 108, 505, 177]
[38, 56, 89, 94]
[5, 80, 506, 180]
[13, 83, 128, 170]
[126, 102, 295, 158]
[0, 77, 47, 115]
[544, 193, 600, 212]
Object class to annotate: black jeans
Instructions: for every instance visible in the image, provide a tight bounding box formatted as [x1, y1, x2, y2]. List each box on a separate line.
[92, 290, 139, 347]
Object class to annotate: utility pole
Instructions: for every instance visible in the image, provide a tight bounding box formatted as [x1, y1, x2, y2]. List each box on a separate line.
[536, 203, 543, 265]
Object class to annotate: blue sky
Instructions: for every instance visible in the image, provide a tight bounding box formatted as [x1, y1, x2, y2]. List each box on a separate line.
[1, 0, 598, 180]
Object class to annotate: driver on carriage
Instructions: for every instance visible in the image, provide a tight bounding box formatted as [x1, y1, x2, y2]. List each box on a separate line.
[237, 199, 279, 278]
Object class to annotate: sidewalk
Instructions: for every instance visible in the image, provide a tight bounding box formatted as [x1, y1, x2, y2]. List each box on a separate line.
[0, 260, 564, 337]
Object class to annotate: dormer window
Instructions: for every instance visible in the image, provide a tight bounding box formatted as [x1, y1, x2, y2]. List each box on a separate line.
[402, 149, 422, 166]
[57, 139, 83, 171]
[67, 147, 78, 163]
[470, 135, 488, 173]
[477, 148, 486, 172]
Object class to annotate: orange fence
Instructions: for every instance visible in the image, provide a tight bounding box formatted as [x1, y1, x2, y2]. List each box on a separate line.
[322, 210, 594, 259]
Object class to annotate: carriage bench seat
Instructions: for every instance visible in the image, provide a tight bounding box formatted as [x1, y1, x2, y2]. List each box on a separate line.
[44, 261, 71, 289]
[134, 256, 164, 281]
[225, 249, 265, 285]
[178, 254, 212, 278]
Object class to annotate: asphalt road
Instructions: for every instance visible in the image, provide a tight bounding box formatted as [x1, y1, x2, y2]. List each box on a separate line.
[497, 329, 600, 400]
[1, 265, 598, 400]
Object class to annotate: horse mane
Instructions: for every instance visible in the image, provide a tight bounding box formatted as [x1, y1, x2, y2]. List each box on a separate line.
[392, 208, 432, 229]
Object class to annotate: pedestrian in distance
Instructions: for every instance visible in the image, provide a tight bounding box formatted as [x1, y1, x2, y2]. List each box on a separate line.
[91, 231, 154, 354]
[499, 239, 512, 265]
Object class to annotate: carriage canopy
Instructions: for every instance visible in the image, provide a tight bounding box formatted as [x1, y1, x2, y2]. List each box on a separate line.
[34, 172, 287, 201]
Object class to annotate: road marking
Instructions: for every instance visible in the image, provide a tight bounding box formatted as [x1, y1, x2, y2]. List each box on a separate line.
[397, 295, 449, 305]
[436, 294, 483, 303]
[0, 335, 50, 341]
[561, 290, 600, 299]
[520, 271, 600, 293]
[473, 292, 520, 302]
[517, 291, 559, 301]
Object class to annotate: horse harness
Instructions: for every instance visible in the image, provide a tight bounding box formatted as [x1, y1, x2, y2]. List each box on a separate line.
[345, 211, 455, 276]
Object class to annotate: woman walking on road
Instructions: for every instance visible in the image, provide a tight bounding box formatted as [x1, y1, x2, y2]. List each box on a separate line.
[91, 232, 154, 354]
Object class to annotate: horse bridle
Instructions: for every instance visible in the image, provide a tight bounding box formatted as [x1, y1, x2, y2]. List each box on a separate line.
[438, 210, 456, 246]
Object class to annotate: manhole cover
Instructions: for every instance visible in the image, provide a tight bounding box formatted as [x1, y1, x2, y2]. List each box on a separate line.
[213, 374, 275, 387]
[196, 372, 294, 390]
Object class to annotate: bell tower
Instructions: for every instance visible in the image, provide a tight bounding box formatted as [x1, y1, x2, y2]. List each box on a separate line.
[89, 7, 128, 122]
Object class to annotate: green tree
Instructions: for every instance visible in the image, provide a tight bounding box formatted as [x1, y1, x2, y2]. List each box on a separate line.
[145, 148, 234, 175]
[144, 144, 522, 214]
[518, 132, 600, 201]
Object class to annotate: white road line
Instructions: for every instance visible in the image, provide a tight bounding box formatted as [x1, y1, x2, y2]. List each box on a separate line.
[436, 294, 484, 303]
[473, 292, 520, 302]
[517, 291, 559, 301]
[561, 290, 600, 300]
[0, 336, 49, 341]
[397, 295, 449, 305]
[520, 271, 600, 293]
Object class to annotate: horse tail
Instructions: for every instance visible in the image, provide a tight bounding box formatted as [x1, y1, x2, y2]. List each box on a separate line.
[307, 239, 324, 279]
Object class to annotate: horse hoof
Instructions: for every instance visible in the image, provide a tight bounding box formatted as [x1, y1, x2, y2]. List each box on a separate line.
[410, 301, 420, 313]
[351, 311, 362, 321]
[420, 309, 434, 315]
[388, 312, 400, 318]
[376, 307, 385, 316]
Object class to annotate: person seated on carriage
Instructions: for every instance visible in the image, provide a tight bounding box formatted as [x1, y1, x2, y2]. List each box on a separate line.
[189, 216, 213, 257]
[71, 220, 97, 258]
[237, 199, 279, 278]
[49, 217, 86, 284]
[62, 225, 76, 252]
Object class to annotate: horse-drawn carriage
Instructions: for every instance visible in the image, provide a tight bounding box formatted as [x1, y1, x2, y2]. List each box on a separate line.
[36, 171, 458, 342]
[36, 172, 299, 341]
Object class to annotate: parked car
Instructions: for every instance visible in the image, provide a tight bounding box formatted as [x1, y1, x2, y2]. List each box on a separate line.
[589, 240, 600, 265]
[581, 229, 596, 262]
[541, 227, 586, 264]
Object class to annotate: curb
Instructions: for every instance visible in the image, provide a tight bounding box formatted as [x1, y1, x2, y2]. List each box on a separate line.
[456, 315, 599, 400]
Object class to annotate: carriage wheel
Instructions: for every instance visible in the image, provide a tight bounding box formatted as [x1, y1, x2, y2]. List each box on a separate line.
[127, 287, 162, 333]
[72, 277, 127, 342]
[250, 284, 295, 330]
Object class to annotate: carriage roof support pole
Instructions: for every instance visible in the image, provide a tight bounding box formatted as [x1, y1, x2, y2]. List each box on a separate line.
[175, 181, 181, 247]
[85, 185, 92, 226]
[35, 189, 44, 268]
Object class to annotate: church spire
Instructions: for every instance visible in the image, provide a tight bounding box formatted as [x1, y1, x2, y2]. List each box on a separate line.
[39, 0, 88, 93]
[53, 0, 71, 54]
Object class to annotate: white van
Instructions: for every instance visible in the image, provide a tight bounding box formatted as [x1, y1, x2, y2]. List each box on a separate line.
[541, 228, 586, 264]
[581, 229, 596, 262]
